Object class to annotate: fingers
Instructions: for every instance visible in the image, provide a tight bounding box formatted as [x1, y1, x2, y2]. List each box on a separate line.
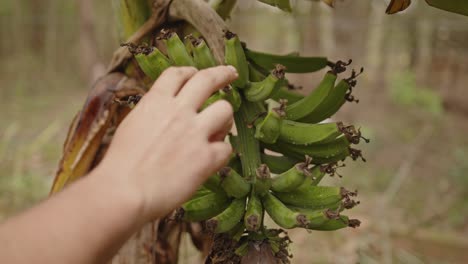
[149, 67, 198, 97]
[176, 66, 238, 109]
[209, 117, 233, 142]
[197, 100, 233, 138]
[208, 142, 233, 173]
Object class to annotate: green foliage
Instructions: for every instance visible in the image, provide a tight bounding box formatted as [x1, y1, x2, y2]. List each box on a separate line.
[389, 72, 444, 116]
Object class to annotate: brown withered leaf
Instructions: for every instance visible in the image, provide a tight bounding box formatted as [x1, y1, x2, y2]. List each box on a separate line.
[50, 73, 145, 194]
[322, 0, 335, 7]
[386, 0, 411, 14]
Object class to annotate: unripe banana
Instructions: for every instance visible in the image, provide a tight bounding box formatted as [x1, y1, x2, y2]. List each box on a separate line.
[291, 208, 359, 231]
[219, 167, 251, 198]
[206, 198, 246, 233]
[201, 86, 241, 112]
[273, 186, 350, 210]
[262, 192, 309, 229]
[285, 71, 337, 121]
[227, 222, 246, 241]
[244, 194, 263, 232]
[179, 192, 229, 221]
[130, 46, 172, 81]
[299, 68, 363, 123]
[201, 91, 225, 110]
[254, 109, 283, 144]
[278, 120, 343, 146]
[191, 37, 217, 69]
[224, 86, 242, 111]
[271, 156, 313, 193]
[224, 31, 249, 88]
[298, 165, 327, 187]
[313, 214, 360, 231]
[248, 63, 268, 82]
[264, 141, 351, 165]
[203, 174, 223, 193]
[160, 29, 196, 67]
[266, 136, 351, 160]
[245, 48, 329, 73]
[193, 186, 213, 199]
[260, 153, 299, 174]
[245, 65, 286, 102]
[254, 164, 272, 196]
[270, 86, 304, 104]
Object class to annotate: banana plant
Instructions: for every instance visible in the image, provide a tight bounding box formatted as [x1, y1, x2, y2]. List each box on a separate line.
[50, 0, 467, 263]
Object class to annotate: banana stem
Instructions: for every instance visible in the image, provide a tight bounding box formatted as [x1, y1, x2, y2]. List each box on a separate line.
[234, 101, 264, 182]
[112, 0, 152, 41]
[210, 0, 238, 20]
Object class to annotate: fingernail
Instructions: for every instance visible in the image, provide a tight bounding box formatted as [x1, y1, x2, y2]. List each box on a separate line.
[226, 65, 238, 76]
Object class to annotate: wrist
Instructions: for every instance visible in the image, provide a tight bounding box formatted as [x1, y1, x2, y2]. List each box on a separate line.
[86, 165, 147, 228]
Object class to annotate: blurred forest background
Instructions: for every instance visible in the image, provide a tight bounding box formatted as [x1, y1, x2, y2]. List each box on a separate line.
[1, 0, 468, 263]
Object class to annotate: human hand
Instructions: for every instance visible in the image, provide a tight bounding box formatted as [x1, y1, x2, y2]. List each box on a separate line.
[96, 66, 238, 223]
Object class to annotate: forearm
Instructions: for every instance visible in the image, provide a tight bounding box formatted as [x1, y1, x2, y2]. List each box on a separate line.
[0, 168, 144, 264]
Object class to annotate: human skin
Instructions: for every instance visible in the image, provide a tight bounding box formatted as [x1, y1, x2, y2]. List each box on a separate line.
[0, 65, 238, 264]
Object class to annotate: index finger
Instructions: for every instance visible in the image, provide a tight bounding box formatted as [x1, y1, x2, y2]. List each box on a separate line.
[176, 66, 238, 110]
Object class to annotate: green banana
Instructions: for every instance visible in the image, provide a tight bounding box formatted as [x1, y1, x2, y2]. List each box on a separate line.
[206, 198, 246, 233]
[203, 173, 222, 193]
[124, 43, 172, 80]
[244, 194, 263, 231]
[425, 0, 468, 16]
[278, 120, 343, 146]
[254, 164, 272, 196]
[299, 68, 362, 123]
[224, 31, 249, 88]
[285, 72, 337, 120]
[228, 154, 243, 175]
[245, 65, 286, 102]
[296, 208, 357, 231]
[262, 192, 308, 229]
[254, 109, 283, 144]
[179, 192, 229, 221]
[271, 156, 313, 193]
[192, 186, 213, 199]
[258, 0, 292, 12]
[248, 63, 268, 82]
[201, 91, 225, 110]
[248, 64, 303, 104]
[219, 167, 251, 198]
[191, 37, 217, 69]
[260, 154, 299, 174]
[201, 86, 242, 111]
[292, 165, 327, 189]
[270, 86, 304, 104]
[264, 141, 351, 165]
[273, 186, 350, 210]
[266, 136, 351, 160]
[314, 214, 361, 231]
[224, 86, 242, 111]
[161, 29, 195, 67]
[245, 49, 329, 73]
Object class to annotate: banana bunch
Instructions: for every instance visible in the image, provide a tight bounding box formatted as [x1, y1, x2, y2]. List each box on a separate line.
[125, 29, 365, 256]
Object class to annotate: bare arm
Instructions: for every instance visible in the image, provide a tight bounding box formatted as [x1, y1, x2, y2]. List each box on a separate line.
[0, 65, 238, 264]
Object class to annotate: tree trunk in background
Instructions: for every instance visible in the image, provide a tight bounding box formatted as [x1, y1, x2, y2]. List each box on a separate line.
[30, 0, 44, 52]
[317, 3, 334, 56]
[414, 3, 433, 85]
[365, 0, 385, 94]
[78, 0, 105, 83]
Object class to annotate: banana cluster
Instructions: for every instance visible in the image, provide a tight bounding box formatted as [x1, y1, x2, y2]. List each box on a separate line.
[126, 29, 366, 256]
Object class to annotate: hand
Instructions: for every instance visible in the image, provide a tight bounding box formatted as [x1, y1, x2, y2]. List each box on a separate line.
[96, 66, 238, 222]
